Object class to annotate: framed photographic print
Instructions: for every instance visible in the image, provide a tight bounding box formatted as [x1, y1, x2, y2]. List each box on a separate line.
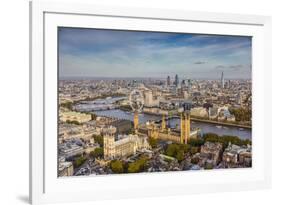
[30, 1, 272, 204]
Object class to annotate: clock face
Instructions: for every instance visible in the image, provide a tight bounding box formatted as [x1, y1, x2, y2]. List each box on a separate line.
[129, 89, 144, 112]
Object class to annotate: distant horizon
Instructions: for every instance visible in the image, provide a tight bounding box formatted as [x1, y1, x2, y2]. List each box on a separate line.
[59, 27, 252, 79]
[59, 75, 251, 81]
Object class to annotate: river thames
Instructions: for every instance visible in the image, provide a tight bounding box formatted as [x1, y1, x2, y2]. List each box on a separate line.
[94, 109, 251, 140]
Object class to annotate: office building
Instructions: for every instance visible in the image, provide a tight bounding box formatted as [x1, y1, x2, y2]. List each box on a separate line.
[221, 71, 225, 89]
[174, 74, 179, 87]
[167, 75, 171, 86]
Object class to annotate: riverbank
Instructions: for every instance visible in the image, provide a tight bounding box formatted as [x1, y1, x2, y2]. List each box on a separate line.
[147, 113, 251, 129]
[190, 118, 251, 129]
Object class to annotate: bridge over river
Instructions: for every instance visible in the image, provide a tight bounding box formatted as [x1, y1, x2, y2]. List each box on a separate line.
[154, 116, 251, 129]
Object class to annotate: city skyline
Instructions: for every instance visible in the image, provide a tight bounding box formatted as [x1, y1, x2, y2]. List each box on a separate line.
[59, 27, 252, 79]
[58, 28, 252, 177]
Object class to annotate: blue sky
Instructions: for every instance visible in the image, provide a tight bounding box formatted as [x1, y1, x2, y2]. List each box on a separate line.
[59, 27, 252, 79]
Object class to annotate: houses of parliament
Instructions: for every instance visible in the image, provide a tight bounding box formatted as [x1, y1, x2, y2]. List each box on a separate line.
[103, 106, 200, 160]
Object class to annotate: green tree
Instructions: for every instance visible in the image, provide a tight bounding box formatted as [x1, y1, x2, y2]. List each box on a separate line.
[66, 120, 80, 125]
[165, 144, 178, 157]
[229, 107, 252, 122]
[176, 149, 185, 162]
[148, 137, 158, 148]
[165, 143, 189, 161]
[128, 162, 140, 173]
[203, 133, 251, 148]
[73, 156, 87, 168]
[189, 138, 204, 147]
[127, 157, 148, 173]
[93, 135, 104, 147]
[90, 147, 103, 158]
[179, 143, 191, 153]
[110, 160, 124, 173]
[190, 146, 199, 155]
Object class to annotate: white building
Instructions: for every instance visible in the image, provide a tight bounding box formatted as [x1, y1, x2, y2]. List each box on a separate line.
[190, 107, 208, 118]
[59, 141, 84, 158]
[60, 111, 92, 123]
[59, 161, 74, 177]
[103, 127, 150, 159]
[144, 90, 159, 107]
[222, 143, 252, 167]
[58, 157, 74, 177]
[199, 142, 223, 166]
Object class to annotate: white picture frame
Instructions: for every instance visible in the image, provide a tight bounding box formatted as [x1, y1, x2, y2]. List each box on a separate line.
[30, 1, 272, 204]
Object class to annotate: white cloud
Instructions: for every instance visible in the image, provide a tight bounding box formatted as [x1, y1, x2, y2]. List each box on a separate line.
[59, 28, 251, 79]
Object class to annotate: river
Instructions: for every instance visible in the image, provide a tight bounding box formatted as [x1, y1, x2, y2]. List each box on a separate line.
[94, 109, 251, 140]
